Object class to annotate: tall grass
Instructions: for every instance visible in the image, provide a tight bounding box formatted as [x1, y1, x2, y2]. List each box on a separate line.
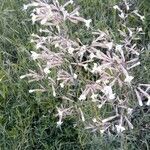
[0, 0, 149, 149]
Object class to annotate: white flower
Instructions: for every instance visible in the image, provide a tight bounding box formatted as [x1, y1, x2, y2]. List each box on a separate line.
[83, 64, 88, 71]
[133, 10, 145, 21]
[121, 65, 134, 83]
[116, 44, 122, 50]
[108, 93, 115, 100]
[91, 94, 98, 102]
[124, 75, 134, 83]
[96, 80, 101, 83]
[92, 118, 97, 123]
[97, 104, 103, 109]
[106, 42, 113, 50]
[60, 82, 65, 88]
[89, 53, 95, 60]
[70, 0, 74, 4]
[100, 129, 105, 134]
[31, 33, 36, 36]
[79, 94, 86, 101]
[113, 5, 122, 12]
[103, 86, 115, 100]
[31, 13, 37, 24]
[23, 3, 38, 10]
[23, 4, 28, 10]
[41, 18, 47, 25]
[68, 47, 74, 54]
[127, 62, 140, 70]
[20, 75, 26, 79]
[73, 73, 78, 79]
[56, 107, 63, 127]
[29, 89, 46, 93]
[140, 16, 145, 21]
[84, 19, 92, 29]
[30, 39, 34, 43]
[29, 89, 35, 93]
[127, 27, 133, 37]
[115, 124, 125, 133]
[125, 1, 129, 11]
[113, 5, 119, 10]
[39, 28, 43, 32]
[127, 108, 133, 115]
[36, 43, 42, 49]
[36, 8, 41, 14]
[73, 123, 77, 128]
[44, 67, 50, 74]
[119, 12, 126, 19]
[91, 63, 98, 73]
[31, 2, 39, 7]
[63, 0, 73, 8]
[137, 27, 142, 32]
[57, 120, 63, 127]
[31, 51, 39, 60]
[55, 43, 59, 48]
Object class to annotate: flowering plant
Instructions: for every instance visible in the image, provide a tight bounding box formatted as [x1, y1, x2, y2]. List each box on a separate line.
[21, 0, 149, 134]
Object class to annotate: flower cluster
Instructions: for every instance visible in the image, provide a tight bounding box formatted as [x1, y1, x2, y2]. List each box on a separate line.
[21, 0, 149, 134]
[23, 0, 91, 28]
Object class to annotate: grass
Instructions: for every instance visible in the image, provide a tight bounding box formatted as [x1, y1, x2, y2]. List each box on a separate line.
[0, 0, 149, 149]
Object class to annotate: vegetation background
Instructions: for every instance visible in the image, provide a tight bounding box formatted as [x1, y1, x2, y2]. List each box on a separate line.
[0, 0, 149, 149]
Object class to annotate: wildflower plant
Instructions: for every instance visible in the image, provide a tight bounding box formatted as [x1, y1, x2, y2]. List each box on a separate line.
[21, 0, 149, 134]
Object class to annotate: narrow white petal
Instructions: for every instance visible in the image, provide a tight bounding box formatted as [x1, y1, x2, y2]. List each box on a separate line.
[135, 89, 143, 106]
